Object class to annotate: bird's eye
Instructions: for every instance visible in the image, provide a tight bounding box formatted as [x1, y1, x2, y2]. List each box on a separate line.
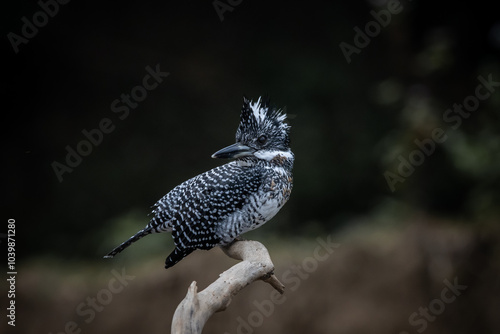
[257, 135, 268, 145]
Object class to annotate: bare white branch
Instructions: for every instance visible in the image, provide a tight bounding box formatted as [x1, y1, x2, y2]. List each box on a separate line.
[171, 240, 284, 334]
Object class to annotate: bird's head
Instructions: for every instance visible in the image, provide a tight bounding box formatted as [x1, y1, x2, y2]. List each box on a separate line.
[212, 96, 293, 165]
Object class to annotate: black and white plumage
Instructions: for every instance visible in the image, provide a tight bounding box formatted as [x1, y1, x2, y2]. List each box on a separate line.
[104, 96, 294, 269]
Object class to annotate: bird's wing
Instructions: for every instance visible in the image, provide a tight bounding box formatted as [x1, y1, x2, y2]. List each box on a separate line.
[149, 162, 264, 249]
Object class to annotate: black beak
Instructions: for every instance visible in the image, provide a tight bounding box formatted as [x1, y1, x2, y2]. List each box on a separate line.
[211, 143, 255, 159]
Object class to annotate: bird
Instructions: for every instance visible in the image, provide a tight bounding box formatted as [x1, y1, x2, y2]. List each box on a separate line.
[104, 96, 294, 269]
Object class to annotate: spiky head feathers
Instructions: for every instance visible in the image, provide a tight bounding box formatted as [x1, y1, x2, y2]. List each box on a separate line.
[236, 97, 291, 153]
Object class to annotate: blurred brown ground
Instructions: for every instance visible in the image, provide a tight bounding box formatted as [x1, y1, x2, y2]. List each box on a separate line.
[5, 220, 499, 334]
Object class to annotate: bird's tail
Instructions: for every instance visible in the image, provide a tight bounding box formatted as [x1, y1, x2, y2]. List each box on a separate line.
[164, 247, 194, 269]
[103, 228, 152, 259]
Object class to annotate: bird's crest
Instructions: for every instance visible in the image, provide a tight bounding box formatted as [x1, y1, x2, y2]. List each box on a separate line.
[236, 96, 291, 147]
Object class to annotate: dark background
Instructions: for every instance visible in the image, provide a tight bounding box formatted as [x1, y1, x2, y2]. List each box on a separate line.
[3, 1, 500, 333]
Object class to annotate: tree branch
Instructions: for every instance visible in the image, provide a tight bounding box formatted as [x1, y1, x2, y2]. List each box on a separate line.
[171, 240, 284, 334]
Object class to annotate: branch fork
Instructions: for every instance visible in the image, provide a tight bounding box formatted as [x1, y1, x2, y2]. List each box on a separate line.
[171, 240, 284, 334]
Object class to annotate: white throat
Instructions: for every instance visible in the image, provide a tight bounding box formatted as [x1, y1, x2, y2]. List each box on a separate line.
[253, 149, 293, 161]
